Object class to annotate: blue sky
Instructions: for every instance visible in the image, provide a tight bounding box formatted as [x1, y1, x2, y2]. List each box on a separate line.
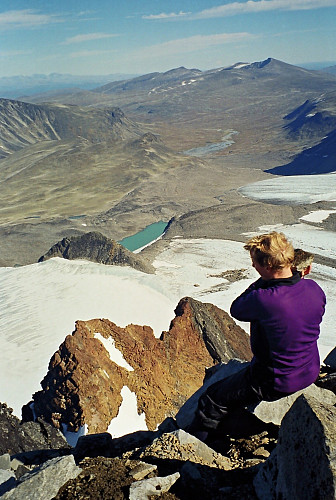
[0, 0, 335, 77]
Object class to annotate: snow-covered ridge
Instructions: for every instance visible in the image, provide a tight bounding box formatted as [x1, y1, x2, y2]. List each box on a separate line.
[1, 233, 335, 419]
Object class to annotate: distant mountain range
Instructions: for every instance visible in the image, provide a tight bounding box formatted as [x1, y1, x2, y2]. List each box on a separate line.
[24, 58, 336, 147]
[0, 57, 335, 266]
[321, 65, 336, 75]
[0, 73, 138, 99]
[0, 61, 335, 100]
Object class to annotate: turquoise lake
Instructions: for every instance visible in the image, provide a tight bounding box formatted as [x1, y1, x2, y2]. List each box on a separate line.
[119, 221, 168, 251]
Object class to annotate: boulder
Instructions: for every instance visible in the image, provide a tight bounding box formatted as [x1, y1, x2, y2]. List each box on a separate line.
[248, 383, 336, 425]
[128, 472, 180, 499]
[1, 455, 81, 500]
[0, 454, 11, 470]
[132, 429, 232, 471]
[129, 461, 157, 480]
[0, 470, 16, 496]
[74, 433, 113, 461]
[254, 394, 336, 499]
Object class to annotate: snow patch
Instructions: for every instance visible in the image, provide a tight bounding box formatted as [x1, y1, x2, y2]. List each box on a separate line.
[107, 386, 147, 437]
[239, 173, 336, 204]
[94, 332, 134, 371]
[300, 209, 336, 223]
[62, 423, 87, 447]
[234, 63, 250, 69]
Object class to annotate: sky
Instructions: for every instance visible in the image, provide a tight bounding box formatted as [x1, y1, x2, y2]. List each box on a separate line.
[0, 0, 335, 77]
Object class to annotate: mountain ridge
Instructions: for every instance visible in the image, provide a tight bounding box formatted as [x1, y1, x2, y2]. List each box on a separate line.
[0, 99, 141, 159]
[38, 231, 155, 274]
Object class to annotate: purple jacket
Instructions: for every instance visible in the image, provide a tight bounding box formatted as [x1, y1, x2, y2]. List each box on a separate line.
[230, 272, 326, 393]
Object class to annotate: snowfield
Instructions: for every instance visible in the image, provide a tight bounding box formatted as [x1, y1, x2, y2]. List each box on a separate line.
[0, 237, 334, 420]
[1, 172, 335, 440]
[239, 172, 336, 204]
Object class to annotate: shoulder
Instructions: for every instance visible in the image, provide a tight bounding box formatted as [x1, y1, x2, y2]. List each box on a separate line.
[301, 277, 326, 297]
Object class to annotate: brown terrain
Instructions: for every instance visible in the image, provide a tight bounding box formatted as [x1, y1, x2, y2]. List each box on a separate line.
[0, 58, 336, 266]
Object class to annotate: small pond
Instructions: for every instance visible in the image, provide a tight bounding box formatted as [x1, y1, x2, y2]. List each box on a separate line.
[119, 221, 168, 251]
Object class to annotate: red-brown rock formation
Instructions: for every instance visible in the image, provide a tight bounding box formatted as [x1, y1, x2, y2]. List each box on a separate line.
[31, 297, 252, 434]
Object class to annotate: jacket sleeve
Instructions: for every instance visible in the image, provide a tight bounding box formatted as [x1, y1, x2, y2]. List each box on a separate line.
[230, 282, 264, 322]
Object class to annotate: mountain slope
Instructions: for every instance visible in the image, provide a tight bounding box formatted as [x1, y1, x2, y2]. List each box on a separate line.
[0, 98, 199, 227]
[266, 128, 336, 175]
[0, 99, 140, 159]
[283, 91, 336, 142]
[95, 66, 202, 94]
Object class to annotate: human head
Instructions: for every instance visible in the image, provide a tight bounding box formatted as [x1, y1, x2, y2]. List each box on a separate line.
[244, 231, 294, 271]
[293, 248, 314, 277]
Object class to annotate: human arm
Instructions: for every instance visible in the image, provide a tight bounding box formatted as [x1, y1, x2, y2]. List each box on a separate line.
[230, 281, 265, 322]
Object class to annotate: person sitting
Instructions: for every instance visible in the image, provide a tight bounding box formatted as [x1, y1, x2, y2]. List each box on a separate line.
[292, 248, 314, 277]
[188, 232, 326, 439]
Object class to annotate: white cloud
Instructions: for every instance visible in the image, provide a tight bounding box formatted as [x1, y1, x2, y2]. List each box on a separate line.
[63, 33, 119, 45]
[144, 0, 336, 21]
[143, 32, 257, 57]
[70, 49, 115, 58]
[142, 11, 190, 20]
[0, 9, 61, 29]
[192, 0, 336, 19]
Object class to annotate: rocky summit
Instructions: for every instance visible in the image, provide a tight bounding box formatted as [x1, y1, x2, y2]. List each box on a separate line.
[25, 297, 251, 435]
[1, 350, 336, 498]
[38, 231, 154, 274]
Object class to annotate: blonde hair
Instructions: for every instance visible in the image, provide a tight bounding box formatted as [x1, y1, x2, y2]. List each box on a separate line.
[244, 231, 294, 270]
[293, 248, 314, 272]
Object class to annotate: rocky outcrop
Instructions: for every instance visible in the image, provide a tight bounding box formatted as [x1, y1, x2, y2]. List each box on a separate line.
[178, 297, 252, 363]
[254, 394, 336, 499]
[3, 346, 336, 498]
[28, 297, 251, 434]
[0, 403, 69, 456]
[38, 231, 154, 274]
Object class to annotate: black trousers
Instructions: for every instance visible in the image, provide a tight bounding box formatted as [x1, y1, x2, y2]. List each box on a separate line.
[193, 363, 291, 431]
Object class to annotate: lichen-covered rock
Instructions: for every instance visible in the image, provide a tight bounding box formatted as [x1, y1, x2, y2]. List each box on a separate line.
[254, 394, 336, 499]
[132, 429, 233, 470]
[29, 297, 251, 435]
